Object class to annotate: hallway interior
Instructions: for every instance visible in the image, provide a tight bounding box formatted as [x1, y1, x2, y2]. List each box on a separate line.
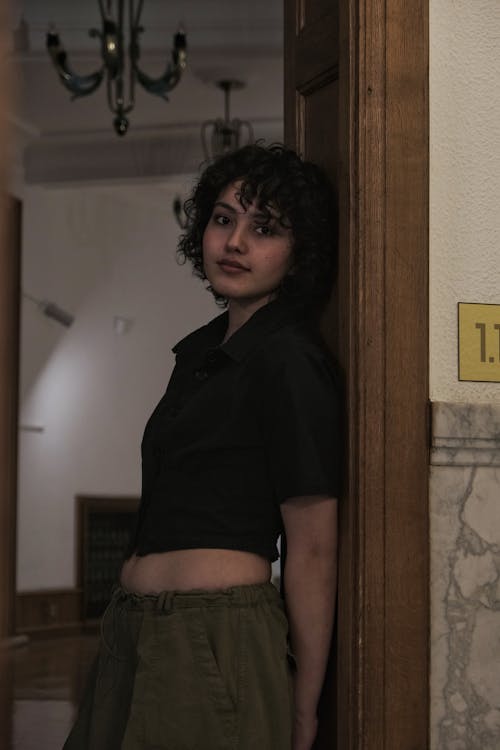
[0, 634, 98, 749]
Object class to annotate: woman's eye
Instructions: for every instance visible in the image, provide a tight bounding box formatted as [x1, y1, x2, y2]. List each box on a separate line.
[213, 214, 230, 226]
[255, 224, 272, 236]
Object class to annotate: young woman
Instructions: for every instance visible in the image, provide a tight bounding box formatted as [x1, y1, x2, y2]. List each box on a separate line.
[64, 144, 340, 750]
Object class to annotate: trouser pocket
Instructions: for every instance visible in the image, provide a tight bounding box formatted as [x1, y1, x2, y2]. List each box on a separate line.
[122, 608, 239, 750]
[186, 607, 242, 715]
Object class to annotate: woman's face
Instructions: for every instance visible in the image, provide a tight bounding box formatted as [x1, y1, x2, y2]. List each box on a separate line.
[202, 181, 293, 310]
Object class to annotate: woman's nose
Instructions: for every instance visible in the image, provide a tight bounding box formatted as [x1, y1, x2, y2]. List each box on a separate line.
[226, 223, 247, 252]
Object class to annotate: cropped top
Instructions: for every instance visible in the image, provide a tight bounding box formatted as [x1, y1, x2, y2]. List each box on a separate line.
[125, 298, 340, 562]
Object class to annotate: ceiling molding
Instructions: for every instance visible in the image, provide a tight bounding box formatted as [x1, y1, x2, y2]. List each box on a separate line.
[23, 120, 283, 184]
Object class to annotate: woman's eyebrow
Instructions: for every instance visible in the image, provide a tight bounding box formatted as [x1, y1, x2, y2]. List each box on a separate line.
[213, 201, 272, 220]
[213, 200, 238, 213]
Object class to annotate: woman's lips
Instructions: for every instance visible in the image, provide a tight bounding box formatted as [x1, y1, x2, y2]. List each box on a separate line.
[217, 260, 250, 273]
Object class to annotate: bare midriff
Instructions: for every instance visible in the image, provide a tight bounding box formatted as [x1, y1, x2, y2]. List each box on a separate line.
[120, 548, 272, 594]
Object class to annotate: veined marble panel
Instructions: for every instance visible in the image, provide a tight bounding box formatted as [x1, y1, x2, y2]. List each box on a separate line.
[430, 402, 500, 750]
[432, 402, 500, 467]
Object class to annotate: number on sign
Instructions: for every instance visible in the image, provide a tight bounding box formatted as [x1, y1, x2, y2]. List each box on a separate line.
[475, 322, 486, 362]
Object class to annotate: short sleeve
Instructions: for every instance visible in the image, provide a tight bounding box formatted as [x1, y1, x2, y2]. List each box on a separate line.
[259, 346, 341, 504]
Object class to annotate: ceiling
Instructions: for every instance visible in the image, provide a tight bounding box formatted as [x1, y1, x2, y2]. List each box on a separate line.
[8, 0, 284, 187]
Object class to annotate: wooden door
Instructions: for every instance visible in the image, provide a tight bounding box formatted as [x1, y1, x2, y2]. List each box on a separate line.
[0, 196, 21, 644]
[285, 1, 429, 748]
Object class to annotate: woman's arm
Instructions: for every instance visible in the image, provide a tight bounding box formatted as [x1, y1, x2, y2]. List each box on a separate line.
[281, 494, 338, 750]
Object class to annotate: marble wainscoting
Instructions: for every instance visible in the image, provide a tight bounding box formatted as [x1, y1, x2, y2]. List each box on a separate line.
[431, 402, 500, 750]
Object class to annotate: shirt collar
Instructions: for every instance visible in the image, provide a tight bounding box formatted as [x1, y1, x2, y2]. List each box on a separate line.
[172, 298, 301, 363]
[172, 310, 228, 357]
[220, 298, 299, 362]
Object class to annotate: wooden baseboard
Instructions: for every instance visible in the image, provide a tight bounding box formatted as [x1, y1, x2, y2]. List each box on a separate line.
[18, 622, 86, 640]
[16, 588, 82, 636]
[0, 634, 29, 649]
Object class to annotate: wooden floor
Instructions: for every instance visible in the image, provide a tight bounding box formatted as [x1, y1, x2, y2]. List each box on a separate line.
[0, 634, 99, 750]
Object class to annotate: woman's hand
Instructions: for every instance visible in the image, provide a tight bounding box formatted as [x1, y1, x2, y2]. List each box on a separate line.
[292, 712, 319, 750]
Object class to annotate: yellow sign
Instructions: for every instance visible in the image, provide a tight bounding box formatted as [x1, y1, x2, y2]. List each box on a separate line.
[458, 303, 500, 382]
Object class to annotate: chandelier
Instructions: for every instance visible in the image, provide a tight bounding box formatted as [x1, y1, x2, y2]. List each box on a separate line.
[201, 80, 253, 161]
[173, 80, 254, 228]
[46, 1, 187, 136]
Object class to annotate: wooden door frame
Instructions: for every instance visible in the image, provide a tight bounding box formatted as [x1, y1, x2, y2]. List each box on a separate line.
[0, 4, 17, 648]
[286, 0, 429, 747]
[339, 2, 429, 747]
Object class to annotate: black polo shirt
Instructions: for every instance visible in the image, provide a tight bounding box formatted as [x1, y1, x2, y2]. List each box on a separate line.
[125, 298, 340, 562]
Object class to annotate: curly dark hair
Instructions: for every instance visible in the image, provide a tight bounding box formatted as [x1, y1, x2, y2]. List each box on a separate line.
[177, 143, 337, 314]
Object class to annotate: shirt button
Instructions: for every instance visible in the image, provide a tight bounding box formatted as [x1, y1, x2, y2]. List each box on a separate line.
[194, 368, 209, 381]
[205, 349, 218, 365]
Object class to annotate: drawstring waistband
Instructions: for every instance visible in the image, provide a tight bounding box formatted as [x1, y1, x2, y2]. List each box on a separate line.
[99, 581, 282, 659]
[110, 580, 281, 612]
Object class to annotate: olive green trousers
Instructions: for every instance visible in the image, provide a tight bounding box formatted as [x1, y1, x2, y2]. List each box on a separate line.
[63, 582, 294, 749]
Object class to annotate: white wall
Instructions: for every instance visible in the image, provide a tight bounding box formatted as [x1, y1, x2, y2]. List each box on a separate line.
[17, 180, 217, 591]
[430, 0, 500, 402]
[429, 7, 500, 745]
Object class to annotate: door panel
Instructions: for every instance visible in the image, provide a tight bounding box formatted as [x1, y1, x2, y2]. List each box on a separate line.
[286, 5, 338, 154]
[300, 0, 332, 29]
[295, 17, 338, 90]
[303, 81, 339, 176]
